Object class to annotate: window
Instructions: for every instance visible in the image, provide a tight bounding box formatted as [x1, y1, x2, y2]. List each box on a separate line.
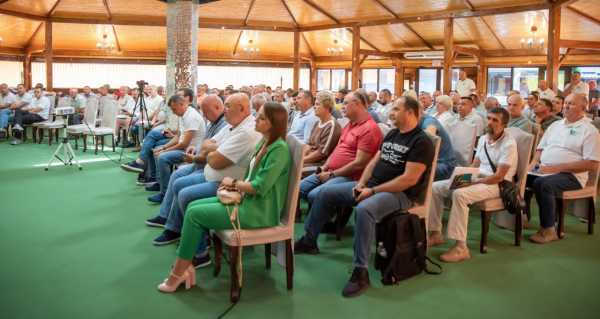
[347, 71, 352, 89]
[0, 61, 23, 85]
[513, 67, 539, 96]
[331, 69, 346, 91]
[317, 69, 331, 91]
[418, 69, 437, 94]
[577, 67, 600, 82]
[487, 68, 512, 105]
[378, 69, 395, 94]
[362, 69, 378, 92]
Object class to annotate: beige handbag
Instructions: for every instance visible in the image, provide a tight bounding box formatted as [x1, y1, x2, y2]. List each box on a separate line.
[217, 186, 244, 286]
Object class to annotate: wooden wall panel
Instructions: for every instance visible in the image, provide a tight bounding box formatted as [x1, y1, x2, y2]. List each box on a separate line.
[197, 0, 252, 21]
[560, 8, 600, 42]
[106, 0, 167, 19]
[53, 0, 107, 18]
[381, 0, 466, 16]
[114, 25, 166, 51]
[304, 0, 391, 22]
[0, 0, 56, 16]
[0, 16, 39, 48]
[481, 11, 548, 49]
[52, 23, 103, 50]
[280, 0, 333, 26]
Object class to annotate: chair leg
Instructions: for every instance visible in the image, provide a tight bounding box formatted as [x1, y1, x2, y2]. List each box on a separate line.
[264, 243, 271, 270]
[37, 128, 42, 144]
[285, 239, 294, 290]
[94, 136, 99, 155]
[212, 234, 222, 277]
[587, 197, 595, 235]
[480, 211, 490, 254]
[83, 134, 87, 152]
[101, 135, 105, 152]
[111, 134, 115, 152]
[48, 129, 52, 146]
[229, 246, 241, 303]
[515, 211, 522, 247]
[74, 135, 78, 150]
[524, 189, 533, 222]
[557, 199, 565, 239]
[54, 129, 58, 143]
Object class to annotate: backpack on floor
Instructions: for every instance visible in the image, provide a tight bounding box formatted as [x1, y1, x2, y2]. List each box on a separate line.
[374, 212, 442, 285]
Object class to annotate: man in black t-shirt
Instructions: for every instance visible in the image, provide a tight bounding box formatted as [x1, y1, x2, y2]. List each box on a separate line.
[294, 96, 434, 298]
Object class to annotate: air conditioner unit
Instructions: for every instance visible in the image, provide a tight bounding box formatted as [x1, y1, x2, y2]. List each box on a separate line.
[404, 51, 444, 59]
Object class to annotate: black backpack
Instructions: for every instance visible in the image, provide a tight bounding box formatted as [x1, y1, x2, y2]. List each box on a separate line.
[374, 212, 442, 285]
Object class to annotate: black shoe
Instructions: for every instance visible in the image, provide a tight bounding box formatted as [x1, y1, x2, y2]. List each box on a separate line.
[342, 267, 370, 298]
[145, 216, 166, 228]
[153, 229, 181, 246]
[293, 236, 319, 255]
[121, 160, 144, 173]
[192, 253, 212, 269]
[145, 183, 160, 192]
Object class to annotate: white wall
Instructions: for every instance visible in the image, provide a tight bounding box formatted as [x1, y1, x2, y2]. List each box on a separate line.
[0, 61, 23, 86]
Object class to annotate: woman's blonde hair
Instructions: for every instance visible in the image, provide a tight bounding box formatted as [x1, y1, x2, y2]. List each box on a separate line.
[316, 90, 335, 111]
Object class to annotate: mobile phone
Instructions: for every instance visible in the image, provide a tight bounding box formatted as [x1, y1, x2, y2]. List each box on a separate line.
[315, 167, 322, 174]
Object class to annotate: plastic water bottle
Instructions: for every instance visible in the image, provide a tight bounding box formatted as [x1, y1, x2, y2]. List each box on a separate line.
[377, 242, 388, 258]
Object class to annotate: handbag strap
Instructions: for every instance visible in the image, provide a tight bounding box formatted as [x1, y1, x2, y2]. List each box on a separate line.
[482, 139, 497, 173]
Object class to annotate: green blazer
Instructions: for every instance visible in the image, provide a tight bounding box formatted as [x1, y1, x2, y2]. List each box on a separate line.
[239, 138, 291, 228]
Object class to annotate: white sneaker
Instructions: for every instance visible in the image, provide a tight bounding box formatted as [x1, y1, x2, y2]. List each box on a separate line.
[12, 124, 23, 131]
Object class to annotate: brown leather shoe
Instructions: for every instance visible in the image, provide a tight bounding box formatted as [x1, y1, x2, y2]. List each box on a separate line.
[440, 245, 471, 263]
[427, 233, 446, 247]
[529, 227, 559, 244]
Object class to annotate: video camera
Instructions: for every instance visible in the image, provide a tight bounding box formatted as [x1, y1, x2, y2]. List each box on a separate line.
[136, 80, 148, 90]
[54, 107, 75, 116]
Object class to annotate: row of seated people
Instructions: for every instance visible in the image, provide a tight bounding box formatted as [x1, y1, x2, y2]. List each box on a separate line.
[118, 84, 598, 298]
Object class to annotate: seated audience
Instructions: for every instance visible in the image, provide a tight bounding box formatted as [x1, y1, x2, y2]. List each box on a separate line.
[250, 93, 268, 116]
[507, 94, 533, 134]
[298, 90, 383, 206]
[563, 71, 589, 96]
[295, 96, 434, 298]
[456, 96, 485, 136]
[157, 103, 291, 293]
[420, 107, 457, 181]
[528, 93, 600, 244]
[288, 90, 318, 143]
[420, 92, 436, 116]
[375, 89, 392, 122]
[304, 91, 342, 167]
[537, 80, 556, 101]
[11, 87, 50, 145]
[366, 91, 382, 123]
[0, 83, 16, 137]
[524, 92, 539, 121]
[534, 98, 561, 135]
[65, 88, 85, 124]
[79, 85, 96, 105]
[552, 95, 565, 117]
[428, 107, 517, 262]
[147, 89, 205, 203]
[432, 95, 454, 131]
[480, 96, 500, 119]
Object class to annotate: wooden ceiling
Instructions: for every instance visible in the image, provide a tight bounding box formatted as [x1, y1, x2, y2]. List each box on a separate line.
[0, 0, 598, 63]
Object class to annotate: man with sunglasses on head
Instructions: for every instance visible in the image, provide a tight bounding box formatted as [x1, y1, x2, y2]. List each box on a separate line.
[428, 107, 518, 263]
[295, 89, 383, 249]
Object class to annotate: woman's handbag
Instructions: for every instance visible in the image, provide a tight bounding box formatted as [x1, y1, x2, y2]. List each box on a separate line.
[217, 185, 244, 287]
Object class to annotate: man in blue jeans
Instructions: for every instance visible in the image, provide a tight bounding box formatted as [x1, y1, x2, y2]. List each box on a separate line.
[146, 89, 205, 203]
[146, 93, 260, 268]
[528, 93, 600, 244]
[295, 96, 434, 298]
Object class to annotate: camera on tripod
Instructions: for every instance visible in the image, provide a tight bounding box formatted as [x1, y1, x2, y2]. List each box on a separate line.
[136, 80, 148, 90]
[54, 107, 75, 116]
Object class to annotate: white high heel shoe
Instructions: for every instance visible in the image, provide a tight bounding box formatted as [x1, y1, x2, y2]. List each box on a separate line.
[158, 266, 196, 293]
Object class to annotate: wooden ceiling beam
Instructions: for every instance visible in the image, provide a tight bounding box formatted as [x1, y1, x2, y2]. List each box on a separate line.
[346, 28, 381, 52]
[483, 48, 547, 57]
[359, 49, 400, 58]
[232, 31, 243, 56]
[300, 3, 550, 31]
[232, 0, 257, 56]
[301, 0, 340, 24]
[0, 46, 24, 55]
[560, 39, 600, 50]
[463, 0, 475, 10]
[243, 0, 256, 26]
[280, 0, 315, 58]
[25, 21, 44, 53]
[48, 0, 62, 17]
[550, 0, 579, 6]
[566, 5, 600, 26]
[402, 23, 434, 50]
[479, 16, 506, 50]
[101, 0, 122, 52]
[454, 45, 481, 59]
[0, 8, 47, 21]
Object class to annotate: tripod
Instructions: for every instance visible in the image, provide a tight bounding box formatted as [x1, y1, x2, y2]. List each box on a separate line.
[118, 82, 151, 162]
[45, 114, 82, 171]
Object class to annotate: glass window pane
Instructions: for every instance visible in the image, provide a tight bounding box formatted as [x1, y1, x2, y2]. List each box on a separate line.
[558, 70, 566, 91]
[347, 71, 352, 89]
[487, 67, 512, 105]
[513, 67, 539, 96]
[362, 69, 378, 92]
[378, 69, 395, 95]
[577, 67, 600, 82]
[418, 69, 437, 94]
[0, 61, 23, 85]
[317, 69, 331, 91]
[331, 69, 346, 91]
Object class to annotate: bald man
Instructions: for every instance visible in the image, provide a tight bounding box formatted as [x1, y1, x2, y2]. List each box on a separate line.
[528, 93, 600, 244]
[506, 94, 533, 134]
[147, 93, 261, 268]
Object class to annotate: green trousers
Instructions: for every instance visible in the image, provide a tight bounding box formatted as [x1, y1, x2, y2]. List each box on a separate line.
[178, 197, 238, 260]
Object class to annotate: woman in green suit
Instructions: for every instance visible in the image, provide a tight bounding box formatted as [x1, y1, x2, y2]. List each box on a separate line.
[158, 102, 291, 293]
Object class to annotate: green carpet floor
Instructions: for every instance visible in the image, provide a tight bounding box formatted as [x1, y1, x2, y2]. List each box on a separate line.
[1, 140, 599, 319]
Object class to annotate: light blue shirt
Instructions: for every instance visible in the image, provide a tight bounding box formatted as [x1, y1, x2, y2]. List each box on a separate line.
[289, 107, 318, 143]
[30, 96, 51, 120]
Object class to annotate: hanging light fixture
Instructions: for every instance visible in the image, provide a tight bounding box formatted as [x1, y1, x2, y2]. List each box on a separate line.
[96, 26, 116, 52]
[327, 39, 345, 56]
[242, 39, 260, 54]
[520, 25, 544, 50]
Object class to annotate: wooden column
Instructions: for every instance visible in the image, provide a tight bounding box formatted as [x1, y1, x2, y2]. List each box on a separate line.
[351, 26, 361, 90]
[44, 21, 53, 90]
[23, 53, 32, 89]
[394, 59, 404, 97]
[293, 31, 300, 90]
[477, 58, 487, 96]
[442, 18, 454, 94]
[547, 4, 561, 92]
[309, 60, 317, 94]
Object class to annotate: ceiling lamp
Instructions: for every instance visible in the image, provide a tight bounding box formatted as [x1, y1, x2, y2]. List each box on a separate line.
[327, 39, 344, 56]
[96, 25, 116, 52]
[242, 39, 260, 54]
[520, 25, 544, 50]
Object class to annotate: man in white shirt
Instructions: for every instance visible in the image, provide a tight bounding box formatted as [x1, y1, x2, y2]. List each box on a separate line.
[148, 93, 261, 268]
[537, 80, 556, 101]
[456, 96, 485, 136]
[528, 93, 600, 244]
[456, 70, 476, 97]
[563, 71, 589, 97]
[65, 88, 86, 124]
[289, 90, 318, 143]
[420, 91, 436, 116]
[376, 88, 393, 122]
[0, 83, 17, 137]
[428, 107, 518, 262]
[147, 89, 205, 204]
[78, 86, 96, 105]
[11, 87, 50, 145]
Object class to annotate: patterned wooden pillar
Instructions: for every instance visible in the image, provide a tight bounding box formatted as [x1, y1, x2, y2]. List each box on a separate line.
[166, 0, 198, 99]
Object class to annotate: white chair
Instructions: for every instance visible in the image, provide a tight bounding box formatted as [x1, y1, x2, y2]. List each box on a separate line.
[212, 134, 306, 302]
[35, 97, 73, 146]
[447, 120, 477, 166]
[408, 134, 441, 232]
[85, 99, 118, 154]
[477, 127, 534, 253]
[378, 122, 391, 136]
[556, 163, 600, 237]
[67, 96, 99, 151]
